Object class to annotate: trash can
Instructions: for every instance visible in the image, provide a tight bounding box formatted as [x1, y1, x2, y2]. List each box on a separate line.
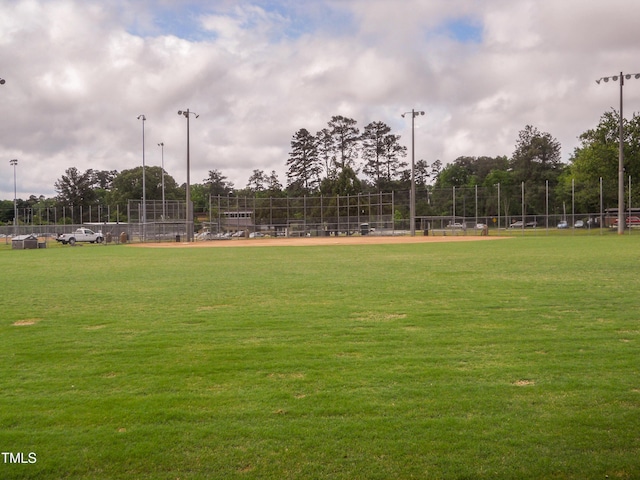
[175, 235, 181, 242]
[360, 223, 369, 236]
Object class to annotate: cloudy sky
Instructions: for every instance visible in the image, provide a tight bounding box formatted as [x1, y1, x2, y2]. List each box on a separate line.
[1, 0, 640, 200]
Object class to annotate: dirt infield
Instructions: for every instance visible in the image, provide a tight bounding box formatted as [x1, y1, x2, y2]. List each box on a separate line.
[130, 234, 508, 248]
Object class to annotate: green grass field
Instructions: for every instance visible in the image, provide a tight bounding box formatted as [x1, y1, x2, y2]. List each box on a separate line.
[1, 237, 639, 479]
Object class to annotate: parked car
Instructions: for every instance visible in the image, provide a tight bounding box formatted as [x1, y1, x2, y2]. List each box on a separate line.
[509, 220, 537, 228]
[557, 220, 568, 229]
[612, 215, 640, 227]
[574, 220, 584, 228]
[196, 231, 212, 240]
[56, 228, 104, 245]
[447, 222, 466, 230]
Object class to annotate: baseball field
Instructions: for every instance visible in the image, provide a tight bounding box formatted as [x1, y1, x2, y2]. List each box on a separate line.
[1, 234, 639, 479]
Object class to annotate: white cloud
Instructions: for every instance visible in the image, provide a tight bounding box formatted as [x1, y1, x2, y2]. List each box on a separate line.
[1, 0, 640, 199]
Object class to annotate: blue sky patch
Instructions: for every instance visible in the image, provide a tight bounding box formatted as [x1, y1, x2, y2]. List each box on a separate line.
[441, 17, 483, 43]
[154, 8, 205, 41]
[126, 1, 355, 43]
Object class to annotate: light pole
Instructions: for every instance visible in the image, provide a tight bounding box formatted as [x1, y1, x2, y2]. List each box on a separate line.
[496, 182, 501, 232]
[401, 109, 425, 236]
[137, 114, 147, 240]
[158, 142, 166, 220]
[596, 72, 640, 234]
[10, 159, 17, 235]
[178, 109, 199, 242]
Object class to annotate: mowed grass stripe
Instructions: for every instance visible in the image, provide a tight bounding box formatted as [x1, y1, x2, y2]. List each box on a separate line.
[1, 237, 639, 479]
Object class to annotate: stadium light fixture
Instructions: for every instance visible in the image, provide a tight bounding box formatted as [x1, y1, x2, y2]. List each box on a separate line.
[596, 71, 640, 234]
[401, 109, 425, 236]
[178, 109, 199, 242]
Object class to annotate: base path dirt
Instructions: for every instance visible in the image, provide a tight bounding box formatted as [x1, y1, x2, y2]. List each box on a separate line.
[129, 235, 509, 248]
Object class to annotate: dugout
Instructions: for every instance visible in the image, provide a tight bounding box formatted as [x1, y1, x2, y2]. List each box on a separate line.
[12, 234, 38, 250]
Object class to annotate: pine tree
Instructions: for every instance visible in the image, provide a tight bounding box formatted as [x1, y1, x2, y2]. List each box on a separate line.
[286, 129, 321, 193]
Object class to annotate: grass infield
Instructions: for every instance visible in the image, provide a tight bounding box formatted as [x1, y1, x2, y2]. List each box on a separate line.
[1, 236, 639, 479]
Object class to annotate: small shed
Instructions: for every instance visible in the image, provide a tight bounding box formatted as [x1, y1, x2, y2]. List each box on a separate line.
[12, 234, 38, 250]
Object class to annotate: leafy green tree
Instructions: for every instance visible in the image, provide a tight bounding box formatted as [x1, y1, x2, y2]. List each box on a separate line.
[484, 169, 515, 217]
[0, 200, 15, 224]
[430, 159, 442, 179]
[246, 169, 269, 193]
[327, 115, 360, 172]
[564, 110, 640, 212]
[320, 166, 363, 196]
[89, 169, 118, 207]
[432, 156, 513, 217]
[286, 128, 321, 193]
[316, 128, 334, 179]
[414, 160, 431, 188]
[109, 166, 180, 206]
[30, 196, 58, 224]
[509, 125, 564, 214]
[434, 162, 471, 188]
[432, 155, 510, 182]
[91, 170, 118, 189]
[147, 166, 180, 201]
[431, 162, 470, 217]
[266, 170, 283, 196]
[203, 169, 234, 197]
[468, 156, 509, 185]
[189, 183, 208, 213]
[361, 121, 407, 189]
[55, 167, 97, 207]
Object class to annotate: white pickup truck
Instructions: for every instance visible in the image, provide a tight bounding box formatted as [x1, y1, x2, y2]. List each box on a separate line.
[56, 228, 104, 245]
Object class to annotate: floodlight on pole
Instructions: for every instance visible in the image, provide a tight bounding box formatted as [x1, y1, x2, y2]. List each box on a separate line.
[137, 114, 147, 240]
[596, 71, 640, 234]
[401, 109, 425, 236]
[178, 109, 199, 242]
[158, 142, 166, 220]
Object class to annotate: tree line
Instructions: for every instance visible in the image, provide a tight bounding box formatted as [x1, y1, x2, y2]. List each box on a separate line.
[2, 110, 639, 224]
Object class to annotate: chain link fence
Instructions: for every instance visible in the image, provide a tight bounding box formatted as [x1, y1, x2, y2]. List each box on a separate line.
[1, 183, 638, 242]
